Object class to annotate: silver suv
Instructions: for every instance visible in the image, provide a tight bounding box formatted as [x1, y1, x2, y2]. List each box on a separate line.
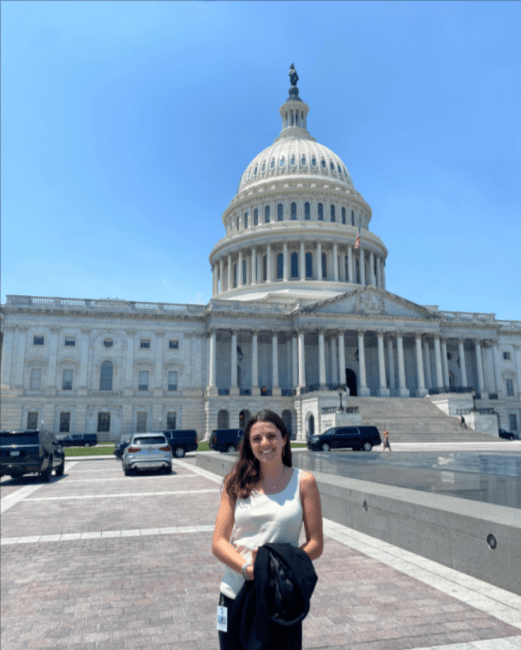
[122, 433, 172, 476]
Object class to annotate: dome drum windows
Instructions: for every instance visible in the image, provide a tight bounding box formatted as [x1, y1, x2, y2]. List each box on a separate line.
[342, 207, 346, 224]
[301, 156, 306, 166]
[351, 209, 355, 226]
[305, 252, 313, 278]
[321, 159, 326, 169]
[322, 253, 328, 279]
[312, 157, 317, 167]
[244, 211, 249, 228]
[270, 160, 275, 169]
[290, 156, 296, 167]
[261, 162, 266, 172]
[254, 166, 258, 175]
[277, 204, 284, 221]
[290, 252, 299, 278]
[280, 158, 285, 167]
[318, 203, 323, 221]
[254, 208, 259, 226]
[277, 253, 284, 279]
[304, 202, 310, 220]
[264, 205, 270, 223]
[330, 162, 335, 172]
[291, 202, 297, 221]
[330, 205, 336, 222]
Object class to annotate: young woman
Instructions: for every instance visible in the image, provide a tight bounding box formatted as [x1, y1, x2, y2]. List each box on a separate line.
[212, 409, 324, 650]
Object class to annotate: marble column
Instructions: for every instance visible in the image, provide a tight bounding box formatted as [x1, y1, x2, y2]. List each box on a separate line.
[219, 258, 224, 292]
[475, 339, 485, 394]
[492, 340, 502, 395]
[283, 243, 289, 281]
[230, 330, 239, 395]
[272, 331, 281, 395]
[292, 333, 298, 391]
[207, 330, 217, 395]
[333, 244, 339, 281]
[238, 251, 243, 288]
[377, 331, 390, 396]
[318, 329, 326, 389]
[251, 330, 260, 395]
[154, 331, 164, 391]
[513, 344, 521, 399]
[369, 252, 375, 286]
[212, 265, 217, 296]
[415, 333, 428, 397]
[317, 242, 322, 281]
[348, 246, 354, 283]
[457, 339, 468, 387]
[386, 336, 396, 392]
[441, 338, 450, 387]
[227, 254, 233, 290]
[358, 330, 370, 396]
[337, 331, 348, 393]
[300, 242, 305, 280]
[1, 326, 15, 387]
[266, 245, 272, 284]
[422, 338, 432, 389]
[330, 336, 338, 385]
[44, 328, 59, 392]
[251, 248, 256, 285]
[360, 248, 366, 285]
[434, 336, 443, 389]
[298, 329, 306, 389]
[14, 327, 28, 389]
[396, 332, 410, 397]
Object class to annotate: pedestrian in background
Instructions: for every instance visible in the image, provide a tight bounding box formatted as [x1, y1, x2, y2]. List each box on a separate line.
[383, 429, 392, 452]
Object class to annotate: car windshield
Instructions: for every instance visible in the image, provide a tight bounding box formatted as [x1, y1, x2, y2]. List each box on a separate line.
[1, 433, 39, 446]
[132, 437, 166, 445]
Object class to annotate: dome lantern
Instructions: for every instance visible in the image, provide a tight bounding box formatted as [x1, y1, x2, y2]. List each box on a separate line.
[275, 64, 314, 143]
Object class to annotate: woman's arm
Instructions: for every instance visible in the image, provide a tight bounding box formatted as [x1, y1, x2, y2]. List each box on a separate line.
[299, 472, 324, 561]
[212, 484, 252, 576]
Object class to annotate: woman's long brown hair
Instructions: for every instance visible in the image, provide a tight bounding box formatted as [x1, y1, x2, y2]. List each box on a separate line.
[221, 409, 292, 500]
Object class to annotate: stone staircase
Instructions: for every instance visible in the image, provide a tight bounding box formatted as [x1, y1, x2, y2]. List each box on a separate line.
[345, 396, 500, 443]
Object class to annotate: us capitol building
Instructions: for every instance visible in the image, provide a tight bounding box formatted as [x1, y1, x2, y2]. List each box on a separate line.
[1, 66, 520, 440]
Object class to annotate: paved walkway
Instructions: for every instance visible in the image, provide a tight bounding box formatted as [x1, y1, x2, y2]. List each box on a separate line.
[1, 453, 520, 650]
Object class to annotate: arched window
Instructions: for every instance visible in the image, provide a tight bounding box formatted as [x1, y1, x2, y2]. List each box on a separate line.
[337, 164, 342, 174]
[318, 203, 323, 221]
[280, 158, 285, 167]
[330, 205, 336, 222]
[291, 252, 299, 278]
[264, 205, 270, 223]
[321, 159, 326, 169]
[304, 202, 310, 220]
[254, 166, 258, 175]
[322, 253, 328, 279]
[270, 160, 275, 169]
[291, 202, 297, 220]
[306, 251, 313, 278]
[242, 260, 247, 285]
[100, 361, 113, 391]
[312, 157, 317, 167]
[236, 217, 240, 230]
[282, 410, 292, 437]
[254, 208, 259, 226]
[262, 255, 267, 282]
[301, 156, 306, 166]
[244, 211, 248, 228]
[217, 409, 229, 429]
[351, 209, 355, 226]
[355, 258, 360, 283]
[277, 204, 283, 221]
[233, 263, 237, 288]
[330, 162, 335, 171]
[277, 253, 283, 279]
[261, 162, 266, 172]
[342, 207, 346, 224]
[290, 156, 296, 166]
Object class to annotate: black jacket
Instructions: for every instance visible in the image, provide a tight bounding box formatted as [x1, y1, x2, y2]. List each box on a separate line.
[229, 542, 318, 650]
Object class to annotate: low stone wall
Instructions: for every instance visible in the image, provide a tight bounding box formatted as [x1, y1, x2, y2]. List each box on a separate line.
[197, 451, 521, 595]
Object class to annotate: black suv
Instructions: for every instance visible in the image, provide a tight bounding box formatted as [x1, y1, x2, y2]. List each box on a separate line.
[498, 429, 517, 440]
[59, 434, 98, 448]
[161, 430, 198, 458]
[113, 437, 131, 459]
[1, 430, 65, 481]
[209, 429, 244, 453]
[307, 426, 382, 452]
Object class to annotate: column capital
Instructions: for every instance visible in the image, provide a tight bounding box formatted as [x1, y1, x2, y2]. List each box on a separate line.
[395, 330, 405, 338]
[251, 329, 259, 336]
[82, 328, 92, 336]
[230, 329, 239, 336]
[155, 331, 165, 338]
[376, 330, 386, 339]
[207, 328, 217, 336]
[317, 328, 326, 336]
[50, 327, 60, 335]
[513, 344, 520, 351]
[269, 329, 280, 338]
[458, 337, 466, 345]
[357, 329, 366, 336]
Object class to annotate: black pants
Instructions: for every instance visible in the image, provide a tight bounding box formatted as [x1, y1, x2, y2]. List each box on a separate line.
[218, 591, 302, 650]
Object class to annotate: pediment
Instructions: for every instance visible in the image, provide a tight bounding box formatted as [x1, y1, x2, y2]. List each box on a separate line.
[300, 286, 439, 319]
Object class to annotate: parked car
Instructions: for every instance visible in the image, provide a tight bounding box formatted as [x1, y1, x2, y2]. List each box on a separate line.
[498, 429, 517, 440]
[113, 437, 131, 459]
[122, 433, 172, 476]
[307, 426, 382, 452]
[161, 430, 198, 458]
[58, 434, 98, 448]
[0, 430, 65, 481]
[209, 429, 244, 453]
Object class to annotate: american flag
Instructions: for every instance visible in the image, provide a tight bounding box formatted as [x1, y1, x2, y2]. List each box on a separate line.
[354, 226, 361, 249]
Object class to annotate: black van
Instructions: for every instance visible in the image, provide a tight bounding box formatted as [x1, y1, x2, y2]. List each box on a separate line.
[307, 426, 382, 452]
[1, 430, 65, 480]
[209, 429, 244, 453]
[161, 430, 198, 458]
[59, 434, 98, 448]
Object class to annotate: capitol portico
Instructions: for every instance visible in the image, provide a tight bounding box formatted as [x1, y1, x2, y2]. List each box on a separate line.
[1, 67, 520, 440]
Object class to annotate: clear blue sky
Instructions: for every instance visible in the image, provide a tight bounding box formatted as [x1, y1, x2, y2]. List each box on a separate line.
[2, 1, 520, 319]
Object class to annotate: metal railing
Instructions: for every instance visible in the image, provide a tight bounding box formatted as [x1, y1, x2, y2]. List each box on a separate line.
[457, 408, 495, 415]
[322, 406, 359, 414]
[428, 386, 474, 395]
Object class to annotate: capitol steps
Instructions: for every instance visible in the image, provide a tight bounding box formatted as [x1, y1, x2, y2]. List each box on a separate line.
[344, 396, 501, 443]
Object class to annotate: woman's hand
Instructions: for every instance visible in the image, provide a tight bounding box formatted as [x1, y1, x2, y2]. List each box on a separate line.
[247, 547, 258, 580]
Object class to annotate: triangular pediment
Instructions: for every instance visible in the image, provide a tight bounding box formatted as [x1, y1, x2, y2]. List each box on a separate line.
[299, 286, 440, 319]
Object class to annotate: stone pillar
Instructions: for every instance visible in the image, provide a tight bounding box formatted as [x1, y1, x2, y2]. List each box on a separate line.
[266, 245, 272, 283]
[415, 333, 428, 397]
[338, 331, 347, 393]
[333, 244, 339, 281]
[475, 340, 485, 393]
[513, 344, 521, 400]
[358, 330, 370, 396]
[434, 336, 443, 389]
[299, 242, 305, 280]
[44, 328, 59, 392]
[227, 254, 233, 290]
[238, 251, 243, 288]
[317, 242, 322, 281]
[318, 329, 326, 389]
[492, 340, 502, 395]
[375, 257, 381, 288]
[283, 243, 289, 281]
[457, 339, 467, 387]
[360, 248, 366, 285]
[348, 246, 353, 283]
[377, 331, 390, 396]
[272, 331, 281, 395]
[219, 258, 224, 292]
[251, 248, 256, 285]
[298, 329, 306, 389]
[13, 327, 28, 389]
[229, 329, 239, 395]
[292, 333, 298, 391]
[122, 330, 135, 395]
[207, 330, 217, 395]
[369, 252, 375, 285]
[387, 336, 396, 391]
[1, 326, 15, 387]
[441, 339, 450, 387]
[154, 331, 164, 392]
[396, 332, 410, 397]
[251, 330, 260, 395]
[330, 336, 338, 385]
[422, 338, 432, 389]
[212, 265, 217, 296]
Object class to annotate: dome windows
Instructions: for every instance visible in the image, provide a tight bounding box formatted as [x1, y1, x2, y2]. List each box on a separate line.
[236, 217, 240, 230]
[330, 162, 335, 171]
[304, 202, 310, 220]
[321, 159, 326, 169]
[330, 205, 336, 222]
[337, 164, 342, 174]
[318, 203, 323, 221]
[291, 252, 299, 278]
[291, 202, 297, 220]
[301, 156, 306, 166]
[280, 158, 285, 167]
[244, 211, 249, 228]
[254, 208, 259, 226]
[312, 157, 317, 167]
[290, 156, 296, 166]
[261, 162, 266, 172]
[254, 166, 258, 175]
[342, 207, 346, 224]
[270, 160, 275, 169]
[265, 205, 270, 223]
[277, 204, 283, 221]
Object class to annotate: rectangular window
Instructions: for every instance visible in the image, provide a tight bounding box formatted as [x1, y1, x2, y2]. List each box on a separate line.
[168, 371, 178, 391]
[509, 414, 518, 431]
[62, 369, 73, 391]
[136, 411, 148, 433]
[59, 412, 71, 433]
[503, 352, 511, 360]
[138, 370, 149, 391]
[140, 339, 150, 349]
[27, 411, 39, 430]
[97, 412, 111, 433]
[169, 340, 179, 350]
[64, 337, 76, 347]
[506, 378, 514, 397]
[166, 412, 176, 430]
[30, 368, 42, 390]
[33, 336, 44, 346]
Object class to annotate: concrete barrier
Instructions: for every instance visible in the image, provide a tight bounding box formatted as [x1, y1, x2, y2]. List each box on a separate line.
[197, 451, 521, 595]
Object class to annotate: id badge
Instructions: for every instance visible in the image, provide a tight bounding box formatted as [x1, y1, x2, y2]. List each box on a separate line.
[216, 605, 228, 632]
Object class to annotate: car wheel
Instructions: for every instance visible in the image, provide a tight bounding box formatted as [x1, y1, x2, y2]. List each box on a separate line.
[9, 473, 23, 479]
[226, 444, 237, 453]
[55, 459, 65, 476]
[321, 443, 330, 452]
[40, 459, 53, 482]
[510, 435, 515, 440]
[363, 442, 372, 452]
[124, 464, 132, 476]
[84, 443, 90, 448]
[174, 447, 186, 458]
[164, 465, 172, 475]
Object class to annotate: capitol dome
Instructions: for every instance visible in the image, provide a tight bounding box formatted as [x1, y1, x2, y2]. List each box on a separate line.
[209, 65, 388, 304]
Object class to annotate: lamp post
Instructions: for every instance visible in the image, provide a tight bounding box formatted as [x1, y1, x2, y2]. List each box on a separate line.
[337, 387, 345, 412]
[471, 389, 477, 412]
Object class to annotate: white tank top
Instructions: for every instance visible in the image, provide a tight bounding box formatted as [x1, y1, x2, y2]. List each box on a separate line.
[220, 467, 304, 599]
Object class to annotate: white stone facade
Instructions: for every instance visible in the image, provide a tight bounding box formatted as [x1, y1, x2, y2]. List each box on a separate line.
[1, 73, 520, 440]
